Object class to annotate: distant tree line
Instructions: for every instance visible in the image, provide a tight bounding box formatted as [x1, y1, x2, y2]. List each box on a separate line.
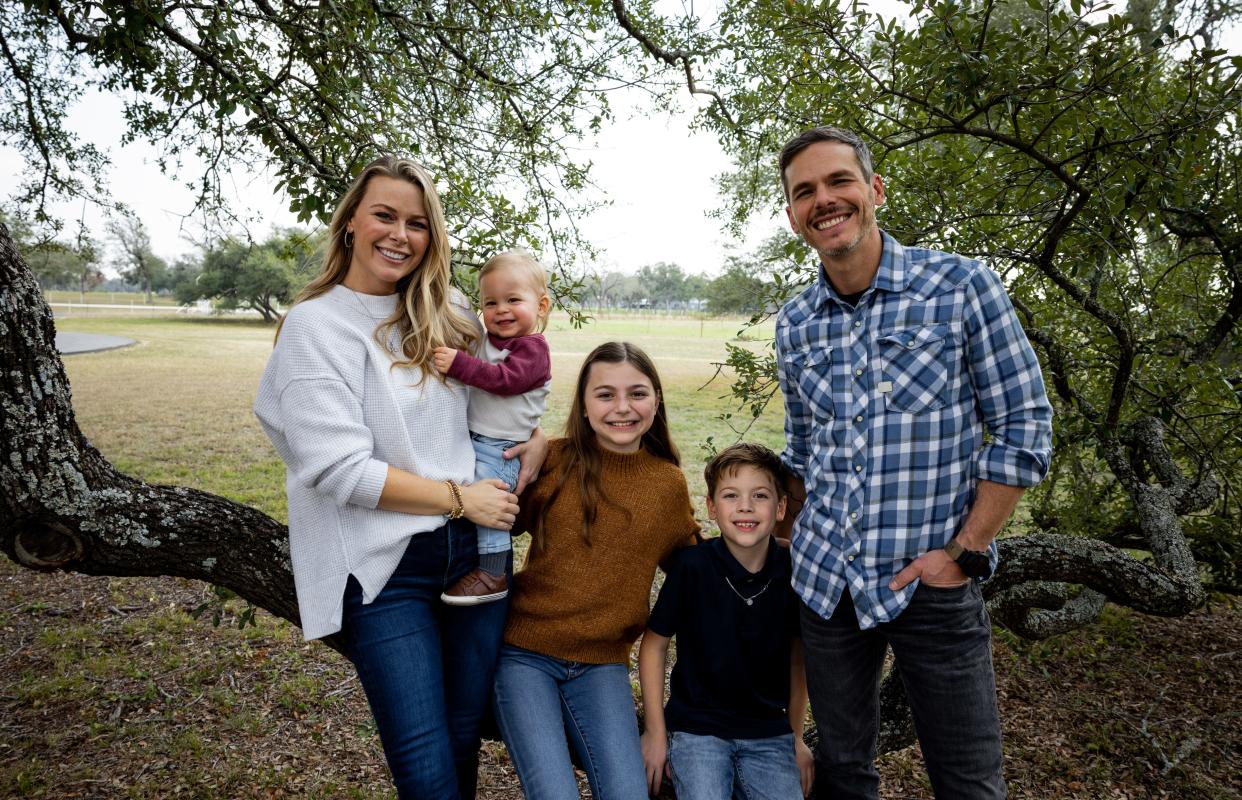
[9, 209, 801, 319]
[582, 235, 811, 315]
[5, 212, 321, 323]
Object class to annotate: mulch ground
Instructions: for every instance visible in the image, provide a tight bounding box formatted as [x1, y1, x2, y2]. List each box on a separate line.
[1, 562, 1238, 799]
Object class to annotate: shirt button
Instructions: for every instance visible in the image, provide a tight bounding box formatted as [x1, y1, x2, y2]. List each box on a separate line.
[854, 464, 862, 472]
[854, 415, 864, 422]
[847, 554, 855, 562]
[850, 511, 859, 520]
[854, 368, 864, 376]
[907, 340, 916, 347]
[853, 320, 862, 328]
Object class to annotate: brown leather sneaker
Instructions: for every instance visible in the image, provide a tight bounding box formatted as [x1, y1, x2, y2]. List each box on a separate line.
[441, 568, 508, 606]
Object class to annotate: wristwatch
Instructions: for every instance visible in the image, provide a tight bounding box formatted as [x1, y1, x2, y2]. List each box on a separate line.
[943, 537, 992, 579]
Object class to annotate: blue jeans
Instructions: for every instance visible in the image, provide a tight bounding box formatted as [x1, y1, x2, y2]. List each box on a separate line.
[668, 731, 803, 800]
[471, 432, 519, 555]
[800, 581, 1005, 800]
[493, 645, 648, 800]
[341, 520, 509, 799]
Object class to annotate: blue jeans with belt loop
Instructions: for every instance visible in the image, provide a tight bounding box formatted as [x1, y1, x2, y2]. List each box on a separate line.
[800, 581, 1006, 799]
[340, 519, 509, 799]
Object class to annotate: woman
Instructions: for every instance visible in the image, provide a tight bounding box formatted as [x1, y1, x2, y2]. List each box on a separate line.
[254, 155, 541, 798]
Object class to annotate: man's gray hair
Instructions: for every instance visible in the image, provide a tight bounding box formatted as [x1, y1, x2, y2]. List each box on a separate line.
[778, 127, 874, 199]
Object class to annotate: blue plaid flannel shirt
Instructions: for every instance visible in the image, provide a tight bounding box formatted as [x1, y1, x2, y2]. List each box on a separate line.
[777, 232, 1053, 628]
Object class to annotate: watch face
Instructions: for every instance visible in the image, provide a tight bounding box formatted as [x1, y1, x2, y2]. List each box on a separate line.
[960, 551, 991, 578]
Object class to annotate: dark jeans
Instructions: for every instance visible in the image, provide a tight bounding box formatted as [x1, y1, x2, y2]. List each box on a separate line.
[800, 581, 1006, 800]
[341, 520, 509, 800]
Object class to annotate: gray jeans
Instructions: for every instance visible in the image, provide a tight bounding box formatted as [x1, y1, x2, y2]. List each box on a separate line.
[800, 581, 1006, 800]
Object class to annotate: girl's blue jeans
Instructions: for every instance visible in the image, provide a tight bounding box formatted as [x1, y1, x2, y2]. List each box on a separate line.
[340, 520, 509, 799]
[493, 644, 648, 800]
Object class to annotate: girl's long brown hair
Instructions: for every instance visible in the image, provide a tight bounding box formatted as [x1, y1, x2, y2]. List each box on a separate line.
[275, 156, 479, 379]
[532, 342, 679, 556]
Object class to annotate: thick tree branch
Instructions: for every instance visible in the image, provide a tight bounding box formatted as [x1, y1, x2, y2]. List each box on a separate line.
[610, 0, 737, 127]
[0, 222, 344, 656]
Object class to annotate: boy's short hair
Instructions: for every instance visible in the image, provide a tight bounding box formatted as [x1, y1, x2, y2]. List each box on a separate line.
[704, 443, 787, 499]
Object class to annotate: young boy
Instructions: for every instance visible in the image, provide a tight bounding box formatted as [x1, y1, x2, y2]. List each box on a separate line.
[432, 249, 551, 605]
[639, 442, 814, 799]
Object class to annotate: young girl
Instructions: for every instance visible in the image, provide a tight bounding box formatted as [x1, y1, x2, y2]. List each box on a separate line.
[254, 156, 542, 799]
[494, 341, 700, 799]
[431, 249, 552, 605]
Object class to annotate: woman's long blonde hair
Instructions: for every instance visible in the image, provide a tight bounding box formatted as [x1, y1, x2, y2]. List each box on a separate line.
[277, 156, 480, 379]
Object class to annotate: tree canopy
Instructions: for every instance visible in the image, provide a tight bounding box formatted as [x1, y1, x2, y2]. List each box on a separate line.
[175, 228, 318, 322]
[0, 1, 686, 289]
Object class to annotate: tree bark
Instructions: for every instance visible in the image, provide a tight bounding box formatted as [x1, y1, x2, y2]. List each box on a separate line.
[0, 221, 345, 656]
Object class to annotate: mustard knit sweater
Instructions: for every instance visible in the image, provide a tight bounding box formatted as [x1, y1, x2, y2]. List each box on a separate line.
[504, 439, 700, 664]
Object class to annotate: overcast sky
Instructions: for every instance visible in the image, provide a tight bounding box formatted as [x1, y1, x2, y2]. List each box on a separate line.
[0, 86, 749, 277]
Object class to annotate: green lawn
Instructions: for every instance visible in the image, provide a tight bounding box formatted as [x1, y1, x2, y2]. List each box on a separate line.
[56, 311, 784, 524]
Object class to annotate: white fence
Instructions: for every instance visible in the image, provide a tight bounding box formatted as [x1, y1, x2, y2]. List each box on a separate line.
[49, 301, 268, 318]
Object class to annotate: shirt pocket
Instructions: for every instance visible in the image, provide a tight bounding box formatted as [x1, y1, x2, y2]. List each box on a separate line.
[877, 323, 952, 414]
[789, 345, 834, 422]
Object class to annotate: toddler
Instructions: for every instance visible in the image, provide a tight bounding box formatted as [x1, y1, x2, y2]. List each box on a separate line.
[433, 249, 551, 604]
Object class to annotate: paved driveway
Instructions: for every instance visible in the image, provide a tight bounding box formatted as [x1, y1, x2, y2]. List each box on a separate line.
[55, 332, 136, 355]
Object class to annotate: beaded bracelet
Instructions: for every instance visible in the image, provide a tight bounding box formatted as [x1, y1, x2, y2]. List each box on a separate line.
[444, 480, 465, 520]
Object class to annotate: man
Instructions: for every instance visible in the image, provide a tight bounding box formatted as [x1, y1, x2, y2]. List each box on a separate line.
[775, 126, 1053, 799]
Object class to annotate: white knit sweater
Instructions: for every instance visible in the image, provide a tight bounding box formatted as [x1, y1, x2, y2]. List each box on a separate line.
[254, 285, 476, 640]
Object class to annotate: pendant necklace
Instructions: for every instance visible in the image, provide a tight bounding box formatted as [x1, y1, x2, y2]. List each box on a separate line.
[725, 575, 773, 606]
[344, 287, 400, 352]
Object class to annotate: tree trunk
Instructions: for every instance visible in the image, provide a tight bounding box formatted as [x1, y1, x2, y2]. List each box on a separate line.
[0, 221, 345, 656]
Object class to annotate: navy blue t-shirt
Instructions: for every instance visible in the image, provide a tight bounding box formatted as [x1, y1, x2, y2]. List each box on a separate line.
[647, 536, 799, 739]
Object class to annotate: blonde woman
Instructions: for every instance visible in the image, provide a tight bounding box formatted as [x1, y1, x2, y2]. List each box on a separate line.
[255, 156, 544, 799]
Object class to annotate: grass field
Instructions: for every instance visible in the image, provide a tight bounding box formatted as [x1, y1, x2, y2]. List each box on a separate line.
[54, 312, 782, 522]
[3, 312, 1238, 799]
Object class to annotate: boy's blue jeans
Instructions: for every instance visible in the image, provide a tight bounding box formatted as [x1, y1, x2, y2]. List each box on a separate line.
[471, 432, 519, 555]
[340, 521, 509, 799]
[800, 581, 1006, 799]
[668, 731, 803, 800]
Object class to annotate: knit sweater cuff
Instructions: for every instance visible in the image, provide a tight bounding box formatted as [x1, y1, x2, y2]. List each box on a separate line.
[349, 460, 390, 509]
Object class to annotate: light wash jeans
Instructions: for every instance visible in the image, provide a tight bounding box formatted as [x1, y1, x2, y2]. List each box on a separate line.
[340, 520, 509, 799]
[668, 731, 803, 800]
[800, 581, 1006, 799]
[493, 644, 648, 800]
[471, 432, 519, 555]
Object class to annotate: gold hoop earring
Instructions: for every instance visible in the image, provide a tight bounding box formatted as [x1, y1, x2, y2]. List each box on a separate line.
[344, 230, 354, 249]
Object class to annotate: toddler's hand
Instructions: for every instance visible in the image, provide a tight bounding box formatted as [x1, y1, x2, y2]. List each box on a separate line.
[432, 347, 457, 374]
